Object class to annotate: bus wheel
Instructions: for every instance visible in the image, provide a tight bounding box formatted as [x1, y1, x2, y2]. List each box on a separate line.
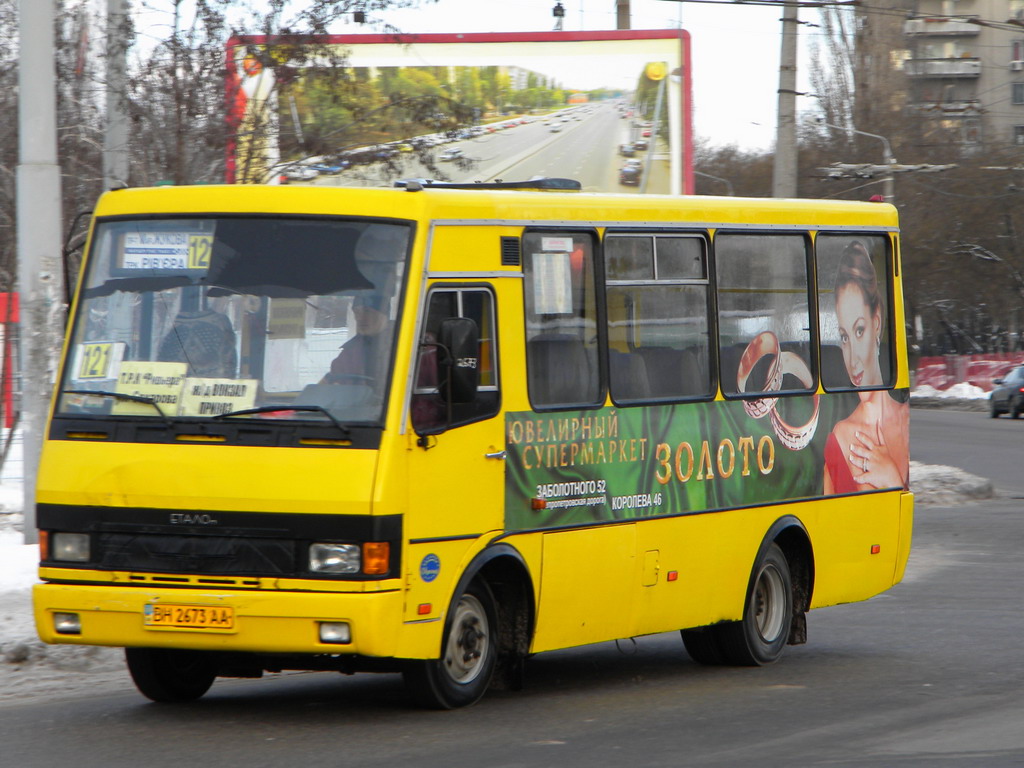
[404, 581, 498, 709]
[718, 543, 793, 666]
[680, 626, 726, 665]
[125, 648, 217, 702]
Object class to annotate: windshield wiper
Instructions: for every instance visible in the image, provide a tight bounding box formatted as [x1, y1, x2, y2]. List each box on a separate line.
[62, 389, 171, 425]
[211, 405, 352, 438]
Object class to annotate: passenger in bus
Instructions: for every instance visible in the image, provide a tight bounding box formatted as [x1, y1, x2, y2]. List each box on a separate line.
[321, 294, 391, 385]
[823, 241, 909, 494]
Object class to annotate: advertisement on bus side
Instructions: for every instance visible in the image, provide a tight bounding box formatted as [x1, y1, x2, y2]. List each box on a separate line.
[504, 388, 910, 531]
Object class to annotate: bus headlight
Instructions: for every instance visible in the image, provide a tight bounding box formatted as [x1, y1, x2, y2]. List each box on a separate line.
[309, 543, 360, 574]
[51, 532, 90, 563]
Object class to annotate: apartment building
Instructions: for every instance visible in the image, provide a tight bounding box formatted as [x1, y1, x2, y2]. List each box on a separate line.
[902, 0, 1024, 148]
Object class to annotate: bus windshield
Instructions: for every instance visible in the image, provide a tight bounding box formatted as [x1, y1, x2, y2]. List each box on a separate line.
[57, 216, 411, 425]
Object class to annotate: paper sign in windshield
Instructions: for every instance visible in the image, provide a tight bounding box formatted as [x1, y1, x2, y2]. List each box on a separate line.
[112, 361, 188, 416]
[179, 378, 258, 417]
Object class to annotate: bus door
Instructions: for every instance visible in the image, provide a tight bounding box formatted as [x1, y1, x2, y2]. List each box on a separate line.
[515, 230, 638, 650]
[403, 284, 504, 622]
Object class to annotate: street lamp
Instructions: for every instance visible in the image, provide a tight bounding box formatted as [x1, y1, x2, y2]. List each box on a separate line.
[818, 119, 896, 204]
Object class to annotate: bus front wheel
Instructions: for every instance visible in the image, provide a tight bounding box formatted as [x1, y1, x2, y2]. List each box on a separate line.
[403, 580, 498, 709]
[125, 647, 217, 702]
[718, 543, 793, 666]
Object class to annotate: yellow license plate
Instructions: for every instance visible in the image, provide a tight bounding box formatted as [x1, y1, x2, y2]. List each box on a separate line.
[144, 603, 235, 630]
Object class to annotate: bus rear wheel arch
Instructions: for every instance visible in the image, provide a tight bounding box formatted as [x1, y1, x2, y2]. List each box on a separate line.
[682, 522, 813, 667]
[682, 543, 792, 666]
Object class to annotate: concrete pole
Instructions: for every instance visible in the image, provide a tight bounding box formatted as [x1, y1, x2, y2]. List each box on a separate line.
[772, 1, 799, 198]
[104, 0, 130, 190]
[17, 0, 65, 544]
[616, 0, 630, 30]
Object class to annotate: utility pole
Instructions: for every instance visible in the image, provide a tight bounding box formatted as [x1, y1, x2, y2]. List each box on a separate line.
[104, 0, 130, 190]
[772, 1, 799, 198]
[17, 0, 64, 544]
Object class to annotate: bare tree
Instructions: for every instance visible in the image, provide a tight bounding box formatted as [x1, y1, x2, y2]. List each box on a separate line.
[0, 0, 103, 293]
[122, 0, 478, 187]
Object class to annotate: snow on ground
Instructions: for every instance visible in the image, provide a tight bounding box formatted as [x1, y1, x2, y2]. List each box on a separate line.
[911, 382, 989, 400]
[0, 392, 999, 702]
[1, 506, 131, 703]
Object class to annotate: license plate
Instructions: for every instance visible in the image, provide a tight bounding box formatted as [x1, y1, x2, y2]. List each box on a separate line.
[144, 603, 234, 630]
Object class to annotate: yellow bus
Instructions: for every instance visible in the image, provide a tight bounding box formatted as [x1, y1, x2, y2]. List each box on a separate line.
[33, 180, 912, 708]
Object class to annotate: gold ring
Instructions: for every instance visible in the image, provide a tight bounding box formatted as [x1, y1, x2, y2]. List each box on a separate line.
[768, 351, 820, 451]
[736, 331, 782, 419]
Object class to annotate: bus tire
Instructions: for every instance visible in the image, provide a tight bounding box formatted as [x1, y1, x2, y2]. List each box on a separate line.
[403, 580, 498, 709]
[124, 647, 217, 702]
[681, 626, 726, 665]
[717, 543, 793, 666]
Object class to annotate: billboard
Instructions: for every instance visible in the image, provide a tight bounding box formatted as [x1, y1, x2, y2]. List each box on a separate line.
[226, 30, 692, 194]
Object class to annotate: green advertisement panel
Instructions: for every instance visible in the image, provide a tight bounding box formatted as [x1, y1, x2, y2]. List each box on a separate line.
[504, 389, 910, 531]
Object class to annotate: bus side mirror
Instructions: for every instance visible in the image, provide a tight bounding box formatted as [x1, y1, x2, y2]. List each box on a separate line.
[439, 317, 479, 403]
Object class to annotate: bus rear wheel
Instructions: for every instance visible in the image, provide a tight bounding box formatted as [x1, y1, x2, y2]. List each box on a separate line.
[680, 625, 727, 665]
[403, 580, 498, 709]
[717, 543, 793, 666]
[125, 647, 217, 702]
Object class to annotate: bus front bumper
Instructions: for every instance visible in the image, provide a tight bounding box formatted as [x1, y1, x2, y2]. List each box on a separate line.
[33, 582, 405, 657]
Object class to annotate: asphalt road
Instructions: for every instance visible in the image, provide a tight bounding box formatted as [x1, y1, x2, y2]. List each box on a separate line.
[316, 102, 672, 193]
[4, 407, 1022, 767]
[912, 405, 1024, 494]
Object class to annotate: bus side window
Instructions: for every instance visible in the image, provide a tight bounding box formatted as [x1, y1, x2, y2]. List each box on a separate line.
[411, 287, 499, 434]
[715, 234, 814, 396]
[522, 232, 602, 409]
[815, 234, 894, 390]
[604, 233, 712, 403]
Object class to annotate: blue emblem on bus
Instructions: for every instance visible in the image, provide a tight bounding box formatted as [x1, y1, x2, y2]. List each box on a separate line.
[420, 554, 441, 582]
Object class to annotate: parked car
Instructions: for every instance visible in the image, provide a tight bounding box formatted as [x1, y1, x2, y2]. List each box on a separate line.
[439, 148, 464, 162]
[990, 366, 1024, 417]
[633, 138, 648, 151]
[282, 165, 318, 181]
[307, 162, 347, 175]
[619, 143, 636, 157]
[641, 128, 652, 138]
[619, 164, 641, 186]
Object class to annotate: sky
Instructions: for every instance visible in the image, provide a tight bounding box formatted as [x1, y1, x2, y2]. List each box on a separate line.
[130, 0, 820, 152]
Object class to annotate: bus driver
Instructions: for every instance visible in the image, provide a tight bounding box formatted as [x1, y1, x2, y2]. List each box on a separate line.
[321, 294, 392, 385]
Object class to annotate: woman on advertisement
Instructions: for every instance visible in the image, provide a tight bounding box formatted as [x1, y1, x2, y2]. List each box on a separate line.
[823, 240, 909, 494]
